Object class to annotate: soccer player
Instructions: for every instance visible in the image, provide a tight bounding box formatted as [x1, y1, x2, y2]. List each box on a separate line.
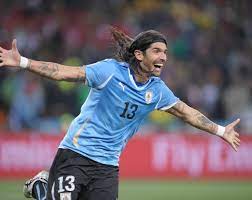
[0, 27, 240, 200]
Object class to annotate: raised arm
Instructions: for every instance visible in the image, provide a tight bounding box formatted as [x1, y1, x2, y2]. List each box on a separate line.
[0, 39, 86, 82]
[166, 100, 240, 151]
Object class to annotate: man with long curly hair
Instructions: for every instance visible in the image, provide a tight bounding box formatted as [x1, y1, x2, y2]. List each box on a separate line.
[0, 27, 240, 200]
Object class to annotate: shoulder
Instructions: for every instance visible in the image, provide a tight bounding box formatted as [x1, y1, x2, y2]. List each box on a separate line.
[95, 58, 129, 71]
[101, 58, 128, 66]
[87, 58, 116, 67]
[149, 76, 164, 87]
[105, 58, 129, 69]
[153, 78, 169, 87]
[150, 77, 174, 93]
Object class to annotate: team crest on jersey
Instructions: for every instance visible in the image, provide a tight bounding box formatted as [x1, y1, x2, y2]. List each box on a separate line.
[145, 90, 153, 104]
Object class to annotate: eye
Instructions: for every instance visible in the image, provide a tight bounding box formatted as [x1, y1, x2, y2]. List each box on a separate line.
[153, 48, 159, 53]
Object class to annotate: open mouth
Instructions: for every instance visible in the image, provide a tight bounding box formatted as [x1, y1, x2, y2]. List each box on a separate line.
[154, 64, 163, 68]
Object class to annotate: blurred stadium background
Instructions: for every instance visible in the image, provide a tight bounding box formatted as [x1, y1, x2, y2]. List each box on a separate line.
[0, 0, 252, 199]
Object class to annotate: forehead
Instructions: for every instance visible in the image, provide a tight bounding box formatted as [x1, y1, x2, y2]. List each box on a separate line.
[149, 42, 167, 50]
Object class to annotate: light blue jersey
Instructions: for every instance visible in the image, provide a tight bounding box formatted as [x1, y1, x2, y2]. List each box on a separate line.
[59, 59, 179, 166]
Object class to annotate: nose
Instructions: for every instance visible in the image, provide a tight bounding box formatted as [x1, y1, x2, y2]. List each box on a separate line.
[160, 52, 167, 62]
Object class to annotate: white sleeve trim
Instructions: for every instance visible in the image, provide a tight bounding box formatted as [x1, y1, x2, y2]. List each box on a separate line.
[159, 100, 179, 111]
[97, 74, 114, 89]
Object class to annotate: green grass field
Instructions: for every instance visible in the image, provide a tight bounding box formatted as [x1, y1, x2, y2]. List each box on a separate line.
[0, 180, 251, 200]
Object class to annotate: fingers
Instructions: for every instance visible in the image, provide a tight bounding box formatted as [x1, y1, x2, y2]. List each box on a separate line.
[0, 52, 3, 60]
[230, 118, 240, 128]
[12, 39, 17, 51]
[0, 53, 5, 67]
[232, 143, 238, 152]
[235, 136, 240, 142]
[0, 54, 3, 66]
[0, 46, 5, 53]
[0, 62, 4, 67]
[234, 139, 240, 146]
[231, 135, 241, 151]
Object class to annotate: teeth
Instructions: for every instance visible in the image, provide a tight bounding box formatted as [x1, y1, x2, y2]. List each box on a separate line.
[154, 64, 163, 67]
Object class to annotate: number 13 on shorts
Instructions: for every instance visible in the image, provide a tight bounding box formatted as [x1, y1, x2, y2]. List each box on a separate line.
[58, 176, 75, 193]
[57, 175, 75, 200]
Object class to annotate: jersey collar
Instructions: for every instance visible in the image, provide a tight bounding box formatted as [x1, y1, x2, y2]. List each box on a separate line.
[127, 67, 152, 90]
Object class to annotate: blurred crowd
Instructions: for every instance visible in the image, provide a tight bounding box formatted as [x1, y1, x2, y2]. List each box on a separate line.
[0, 0, 251, 134]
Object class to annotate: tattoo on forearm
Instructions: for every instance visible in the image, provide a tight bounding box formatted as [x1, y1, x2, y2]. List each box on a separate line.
[28, 61, 59, 79]
[197, 115, 213, 126]
[167, 101, 217, 134]
[194, 113, 216, 133]
[28, 60, 85, 82]
[38, 62, 59, 78]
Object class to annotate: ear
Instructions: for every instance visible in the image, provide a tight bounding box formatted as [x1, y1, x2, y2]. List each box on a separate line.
[134, 50, 144, 61]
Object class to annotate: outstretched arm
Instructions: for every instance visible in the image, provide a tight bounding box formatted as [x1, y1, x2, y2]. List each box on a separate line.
[0, 39, 86, 82]
[26, 60, 86, 82]
[166, 100, 241, 151]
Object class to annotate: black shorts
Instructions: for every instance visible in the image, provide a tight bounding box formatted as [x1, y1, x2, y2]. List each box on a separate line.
[46, 148, 119, 200]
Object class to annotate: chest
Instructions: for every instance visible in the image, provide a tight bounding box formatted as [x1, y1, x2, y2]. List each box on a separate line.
[103, 76, 160, 119]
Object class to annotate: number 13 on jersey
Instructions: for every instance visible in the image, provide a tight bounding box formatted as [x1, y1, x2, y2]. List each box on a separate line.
[120, 102, 138, 119]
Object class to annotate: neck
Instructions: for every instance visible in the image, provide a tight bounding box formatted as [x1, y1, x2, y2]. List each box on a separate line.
[132, 66, 151, 83]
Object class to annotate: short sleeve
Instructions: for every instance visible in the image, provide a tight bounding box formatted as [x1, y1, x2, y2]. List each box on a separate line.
[85, 59, 116, 89]
[155, 81, 179, 110]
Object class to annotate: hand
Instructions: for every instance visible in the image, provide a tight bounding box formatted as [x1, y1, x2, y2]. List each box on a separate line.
[0, 39, 21, 68]
[223, 119, 241, 151]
